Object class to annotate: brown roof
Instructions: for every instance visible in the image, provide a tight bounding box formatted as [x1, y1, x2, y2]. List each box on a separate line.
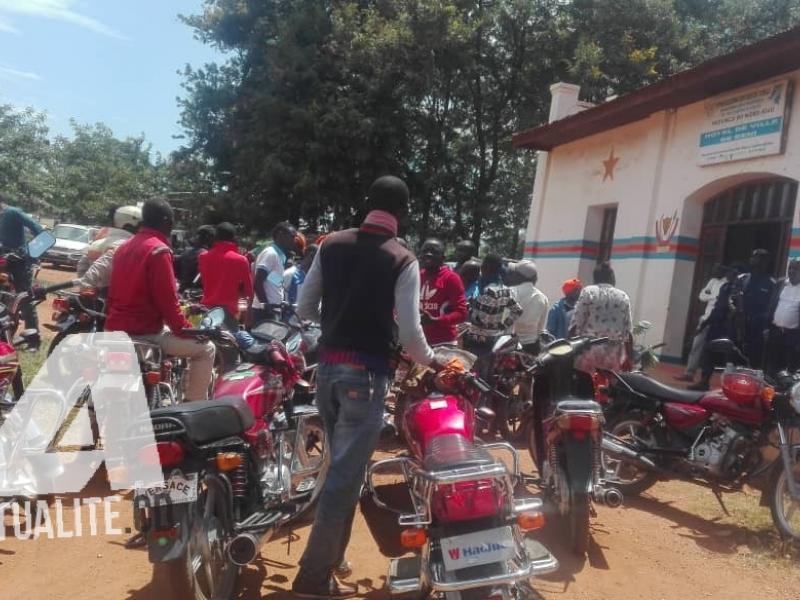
[513, 26, 800, 151]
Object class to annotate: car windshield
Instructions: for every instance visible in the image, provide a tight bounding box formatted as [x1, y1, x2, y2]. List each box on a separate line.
[53, 225, 89, 243]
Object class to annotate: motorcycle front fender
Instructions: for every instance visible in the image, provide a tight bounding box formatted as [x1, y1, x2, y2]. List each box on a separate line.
[56, 314, 79, 332]
[561, 435, 595, 496]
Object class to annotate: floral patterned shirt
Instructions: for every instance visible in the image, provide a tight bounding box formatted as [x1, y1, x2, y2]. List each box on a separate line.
[571, 283, 632, 373]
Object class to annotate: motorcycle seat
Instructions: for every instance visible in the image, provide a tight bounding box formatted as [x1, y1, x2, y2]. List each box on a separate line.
[423, 434, 494, 473]
[618, 372, 706, 404]
[150, 398, 255, 444]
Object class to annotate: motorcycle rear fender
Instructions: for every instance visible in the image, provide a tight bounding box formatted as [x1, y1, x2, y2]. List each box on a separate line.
[145, 502, 192, 563]
[561, 435, 595, 496]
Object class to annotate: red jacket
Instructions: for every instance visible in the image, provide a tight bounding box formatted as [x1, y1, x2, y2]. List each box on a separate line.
[198, 241, 254, 316]
[420, 265, 468, 345]
[105, 228, 191, 335]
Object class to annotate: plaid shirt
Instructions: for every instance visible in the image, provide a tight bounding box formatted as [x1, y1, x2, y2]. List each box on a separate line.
[467, 283, 523, 339]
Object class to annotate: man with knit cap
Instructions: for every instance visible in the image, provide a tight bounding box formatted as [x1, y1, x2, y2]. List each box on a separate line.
[293, 175, 444, 599]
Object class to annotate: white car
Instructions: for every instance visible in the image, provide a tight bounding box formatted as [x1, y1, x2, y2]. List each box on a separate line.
[43, 224, 99, 269]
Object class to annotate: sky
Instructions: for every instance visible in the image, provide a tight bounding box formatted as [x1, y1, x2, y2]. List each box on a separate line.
[0, 0, 222, 157]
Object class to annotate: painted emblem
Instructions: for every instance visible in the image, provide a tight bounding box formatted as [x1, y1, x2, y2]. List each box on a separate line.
[602, 148, 619, 182]
[656, 211, 679, 246]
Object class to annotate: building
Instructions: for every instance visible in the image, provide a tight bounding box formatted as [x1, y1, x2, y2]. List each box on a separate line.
[512, 26, 800, 363]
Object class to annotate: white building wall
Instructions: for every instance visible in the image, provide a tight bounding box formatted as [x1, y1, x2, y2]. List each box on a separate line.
[525, 70, 800, 360]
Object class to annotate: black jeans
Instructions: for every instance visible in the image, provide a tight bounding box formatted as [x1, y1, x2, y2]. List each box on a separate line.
[8, 259, 38, 331]
[766, 326, 800, 375]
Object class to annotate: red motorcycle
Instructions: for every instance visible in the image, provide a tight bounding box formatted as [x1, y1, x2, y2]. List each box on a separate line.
[600, 338, 800, 541]
[368, 347, 557, 600]
[129, 308, 327, 600]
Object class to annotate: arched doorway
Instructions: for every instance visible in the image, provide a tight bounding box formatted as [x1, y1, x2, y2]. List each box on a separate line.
[684, 177, 799, 351]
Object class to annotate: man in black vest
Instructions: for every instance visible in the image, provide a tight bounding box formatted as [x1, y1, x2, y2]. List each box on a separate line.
[294, 175, 443, 598]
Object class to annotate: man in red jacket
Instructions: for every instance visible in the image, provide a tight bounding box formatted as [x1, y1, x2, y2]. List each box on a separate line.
[419, 238, 468, 345]
[105, 198, 215, 401]
[198, 222, 254, 319]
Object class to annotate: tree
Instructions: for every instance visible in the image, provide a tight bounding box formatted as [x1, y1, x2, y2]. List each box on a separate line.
[0, 105, 53, 211]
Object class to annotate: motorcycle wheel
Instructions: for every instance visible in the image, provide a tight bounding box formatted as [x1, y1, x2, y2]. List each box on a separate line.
[152, 486, 238, 600]
[602, 411, 658, 496]
[769, 454, 800, 541]
[494, 390, 528, 441]
[568, 491, 591, 557]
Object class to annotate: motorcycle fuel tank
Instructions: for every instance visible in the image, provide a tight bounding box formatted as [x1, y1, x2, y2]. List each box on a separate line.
[403, 393, 474, 456]
[662, 402, 709, 430]
[699, 390, 766, 426]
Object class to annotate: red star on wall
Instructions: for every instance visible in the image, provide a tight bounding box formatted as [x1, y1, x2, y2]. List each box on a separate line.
[602, 148, 619, 182]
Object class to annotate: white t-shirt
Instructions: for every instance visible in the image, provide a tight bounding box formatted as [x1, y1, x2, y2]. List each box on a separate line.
[699, 277, 725, 324]
[511, 282, 550, 345]
[252, 244, 287, 309]
[773, 282, 800, 329]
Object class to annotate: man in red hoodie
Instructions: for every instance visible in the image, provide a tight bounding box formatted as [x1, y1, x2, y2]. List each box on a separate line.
[419, 238, 468, 345]
[198, 222, 254, 319]
[105, 198, 215, 401]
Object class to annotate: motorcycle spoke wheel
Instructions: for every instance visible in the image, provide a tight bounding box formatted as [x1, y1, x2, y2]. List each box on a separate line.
[603, 418, 654, 488]
[185, 488, 237, 600]
[772, 462, 800, 541]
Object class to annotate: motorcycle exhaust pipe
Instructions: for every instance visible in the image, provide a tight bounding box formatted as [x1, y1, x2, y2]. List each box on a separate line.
[602, 435, 658, 471]
[228, 533, 262, 567]
[603, 487, 623, 509]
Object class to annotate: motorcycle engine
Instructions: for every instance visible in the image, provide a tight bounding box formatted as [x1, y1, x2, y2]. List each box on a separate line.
[689, 420, 753, 480]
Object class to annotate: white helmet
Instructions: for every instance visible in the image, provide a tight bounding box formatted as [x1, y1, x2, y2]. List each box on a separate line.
[113, 205, 142, 231]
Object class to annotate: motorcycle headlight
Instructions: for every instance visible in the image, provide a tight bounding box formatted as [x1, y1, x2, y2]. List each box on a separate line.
[790, 381, 800, 415]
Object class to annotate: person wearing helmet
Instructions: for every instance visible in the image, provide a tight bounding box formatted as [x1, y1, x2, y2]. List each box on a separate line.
[76, 205, 141, 276]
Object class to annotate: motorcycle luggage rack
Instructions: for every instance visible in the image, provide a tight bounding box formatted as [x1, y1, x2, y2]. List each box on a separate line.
[367, 453, 516, 527]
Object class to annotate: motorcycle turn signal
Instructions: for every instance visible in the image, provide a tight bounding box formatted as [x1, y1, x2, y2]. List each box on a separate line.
[516, 511, 546, 532]
[400, 528, 428, 549]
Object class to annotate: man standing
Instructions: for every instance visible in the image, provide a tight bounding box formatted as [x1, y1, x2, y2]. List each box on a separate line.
[418, 238, 468, 345]
[505, 261, 549, 352]
[0, 196, 43, 348]
[252, 221, 297, 323]
[765, 259, 800, 374]
[738, 249, 776, 367]
[198, 222, 254, 319]
[459, 259, 481, 303]
[570, 262, 632, 374]
[105, 198, 215, 401]
[676, 264, 728, 383]
[451, 239, 477, 272]
[284, 243, 318, 305]
[176, 225, 215, 292]
[547, 278, 582, 340]
[293, 176, 442, 599]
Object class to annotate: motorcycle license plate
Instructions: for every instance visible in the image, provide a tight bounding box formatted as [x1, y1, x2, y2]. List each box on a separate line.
[138, 470, 198, 505]
[440, 526, 515, 571]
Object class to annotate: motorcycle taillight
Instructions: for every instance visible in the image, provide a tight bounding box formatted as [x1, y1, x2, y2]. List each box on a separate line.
[432, 479, 502, 523]
[139, 441, 185, 468]
[592, 371, 610, 404]
[52, 297, 70, 313]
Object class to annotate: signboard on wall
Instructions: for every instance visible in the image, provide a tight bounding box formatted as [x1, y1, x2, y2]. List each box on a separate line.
[698, 79, 791, 166]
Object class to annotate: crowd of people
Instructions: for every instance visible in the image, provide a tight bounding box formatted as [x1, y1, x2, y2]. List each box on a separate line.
[2, 174, 800, 598]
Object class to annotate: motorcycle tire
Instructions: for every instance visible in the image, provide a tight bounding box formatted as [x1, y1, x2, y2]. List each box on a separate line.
[494, 396, 527, 442]
[603, 411, 658, 496]
[769, 457, 800, 541]
[568, 491, 591, 557]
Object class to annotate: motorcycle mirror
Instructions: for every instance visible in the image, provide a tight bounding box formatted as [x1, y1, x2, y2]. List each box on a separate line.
[27, 230, 56, 259]
[201, 307, 226, 329]
[492, 334, 516, 355]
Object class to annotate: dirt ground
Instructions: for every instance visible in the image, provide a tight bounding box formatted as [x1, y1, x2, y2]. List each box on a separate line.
[1, 267, 798, 600]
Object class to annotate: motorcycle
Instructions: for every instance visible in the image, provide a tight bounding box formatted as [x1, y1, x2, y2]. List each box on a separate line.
[600, 338, 800, 540]
[368, 346, 558, 600]
[524, 336, 622, 556]
[46, 288, 106, 355]
[128, 307, 328, 600]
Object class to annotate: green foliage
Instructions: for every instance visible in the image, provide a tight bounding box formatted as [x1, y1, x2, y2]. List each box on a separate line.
[0, 105, 210, 225]
[177, 0, 800, 255]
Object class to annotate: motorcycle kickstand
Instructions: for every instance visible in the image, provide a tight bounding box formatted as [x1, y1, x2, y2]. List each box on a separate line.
[711, 487, 731, 517]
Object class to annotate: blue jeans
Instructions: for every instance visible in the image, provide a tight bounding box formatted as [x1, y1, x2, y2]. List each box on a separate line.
[296, 363, 389, 584]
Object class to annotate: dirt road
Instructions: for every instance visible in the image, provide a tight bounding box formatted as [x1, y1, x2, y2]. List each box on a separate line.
[1, 267, 797, 599]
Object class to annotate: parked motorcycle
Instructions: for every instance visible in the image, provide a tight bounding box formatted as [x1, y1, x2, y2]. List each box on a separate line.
[129, 307, 328, 600]
[601, 338, 800, 540]
[524, 336, 622, 556]
[46, 288, 105, 355]
[368, 347, 558, 600]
